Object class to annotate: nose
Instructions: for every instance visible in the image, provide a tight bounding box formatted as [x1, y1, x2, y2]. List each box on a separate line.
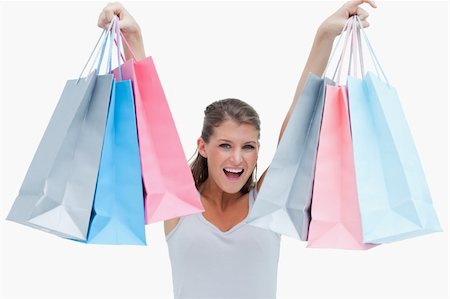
[229, 148, 243, 165]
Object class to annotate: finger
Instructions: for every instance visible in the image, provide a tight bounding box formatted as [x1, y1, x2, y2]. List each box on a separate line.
[117, 19, 127, 31]
[344, 0, 377, 16]
[104, 7, 116, 24]
[359, 19, 370, 28]
[98, 2, 124, 27]
[97, 12, 109, 29]
[97, 8, 113, 29]
[108, 2, 126, 18]
[356, 7, 369, 19]
[352, 0, 377, 9]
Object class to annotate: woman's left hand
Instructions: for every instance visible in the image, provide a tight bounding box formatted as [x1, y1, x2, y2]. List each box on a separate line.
[318, 0, 377, 38]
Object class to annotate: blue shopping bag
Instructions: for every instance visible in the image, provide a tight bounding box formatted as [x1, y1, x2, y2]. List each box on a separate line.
[347, 20, 441, 243]
[85, 78, 146, 245]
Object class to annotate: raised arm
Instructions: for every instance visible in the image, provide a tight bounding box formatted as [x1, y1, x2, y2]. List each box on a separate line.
[97, 2, 146, 61]
[257, 0, 376, 191]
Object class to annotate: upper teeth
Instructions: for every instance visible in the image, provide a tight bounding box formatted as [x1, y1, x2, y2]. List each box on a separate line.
[225, 168, 243, 173]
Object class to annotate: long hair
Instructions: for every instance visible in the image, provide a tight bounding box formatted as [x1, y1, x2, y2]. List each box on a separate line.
[190, 98, 261, 194]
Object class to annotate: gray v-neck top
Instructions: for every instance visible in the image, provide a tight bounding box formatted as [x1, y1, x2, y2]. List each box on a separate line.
[166, 188, 281, 299]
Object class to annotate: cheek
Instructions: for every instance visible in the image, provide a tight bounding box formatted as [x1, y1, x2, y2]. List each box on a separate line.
[244, 151, 258, 166]
[206, 148, 226, 166]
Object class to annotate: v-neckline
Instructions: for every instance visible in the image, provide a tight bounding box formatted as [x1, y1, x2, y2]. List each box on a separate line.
[198, 192, 253, 234]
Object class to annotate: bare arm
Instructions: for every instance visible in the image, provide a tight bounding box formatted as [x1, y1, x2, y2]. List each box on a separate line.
[277, 30, 335, 144]
[257, 31, 334, 192]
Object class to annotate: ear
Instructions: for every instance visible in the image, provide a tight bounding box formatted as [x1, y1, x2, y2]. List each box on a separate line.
[197, 137, 208, 158]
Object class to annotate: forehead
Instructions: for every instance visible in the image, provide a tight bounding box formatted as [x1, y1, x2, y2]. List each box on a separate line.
[211, 120, 259, 142]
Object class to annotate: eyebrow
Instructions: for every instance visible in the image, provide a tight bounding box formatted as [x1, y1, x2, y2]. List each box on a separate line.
[217, 139, 257, 145]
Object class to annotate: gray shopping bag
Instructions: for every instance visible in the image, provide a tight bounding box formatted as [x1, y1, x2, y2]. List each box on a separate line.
[246, 73, 330, 240]
[7, 72, 114, 241]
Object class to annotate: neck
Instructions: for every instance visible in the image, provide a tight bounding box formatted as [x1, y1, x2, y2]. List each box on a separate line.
[199, 178, 242, 211]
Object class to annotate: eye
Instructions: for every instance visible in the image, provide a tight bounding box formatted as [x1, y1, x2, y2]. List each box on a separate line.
[219, 143, 231, 149]
[243, 145, 255, 150]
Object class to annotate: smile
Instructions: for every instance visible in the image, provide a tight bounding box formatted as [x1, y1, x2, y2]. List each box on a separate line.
[223, 168, 244, 179]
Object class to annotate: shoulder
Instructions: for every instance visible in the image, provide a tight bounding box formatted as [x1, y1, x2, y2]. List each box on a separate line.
[164, 217, 181, 236]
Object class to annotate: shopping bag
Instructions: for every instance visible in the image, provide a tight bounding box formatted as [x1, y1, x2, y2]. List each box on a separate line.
[6, 72, 113, 240]
[245, 18, 363, 240]
[85, 79, 146, 245]
[307, 16, 375, 249]
[112, 38, 204, 224]
[6, 24, 117, 240]
[245, 73, 327, 240]
[85, 22, 146, 245]
[348, 73, 442, 243]
[346, 16, 441, 243]
[306, 84, 376, 250]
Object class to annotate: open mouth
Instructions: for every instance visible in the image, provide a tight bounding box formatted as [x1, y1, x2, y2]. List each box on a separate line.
[223, 168, 244, 179]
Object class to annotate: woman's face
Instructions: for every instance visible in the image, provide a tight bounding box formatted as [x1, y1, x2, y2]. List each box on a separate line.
[198, 119, 259, 194]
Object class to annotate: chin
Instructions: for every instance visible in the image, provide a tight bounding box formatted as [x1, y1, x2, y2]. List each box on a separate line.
[220, 178, 251, 194]
[223, 185, 244, 195]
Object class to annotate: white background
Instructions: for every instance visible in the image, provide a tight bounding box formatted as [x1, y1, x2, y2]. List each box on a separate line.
[1, 1, 448, 298]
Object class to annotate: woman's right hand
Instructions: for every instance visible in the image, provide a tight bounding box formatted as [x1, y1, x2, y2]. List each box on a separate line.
[97, 2, 146, 60]
[98, 2, 140, 36]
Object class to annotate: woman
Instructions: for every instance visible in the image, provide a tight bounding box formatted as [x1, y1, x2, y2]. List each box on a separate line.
[98, 1, 376, 298]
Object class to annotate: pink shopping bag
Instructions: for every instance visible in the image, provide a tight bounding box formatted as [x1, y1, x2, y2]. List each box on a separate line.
[306, 84, 376, 250]
[113, 46, 204, 223]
